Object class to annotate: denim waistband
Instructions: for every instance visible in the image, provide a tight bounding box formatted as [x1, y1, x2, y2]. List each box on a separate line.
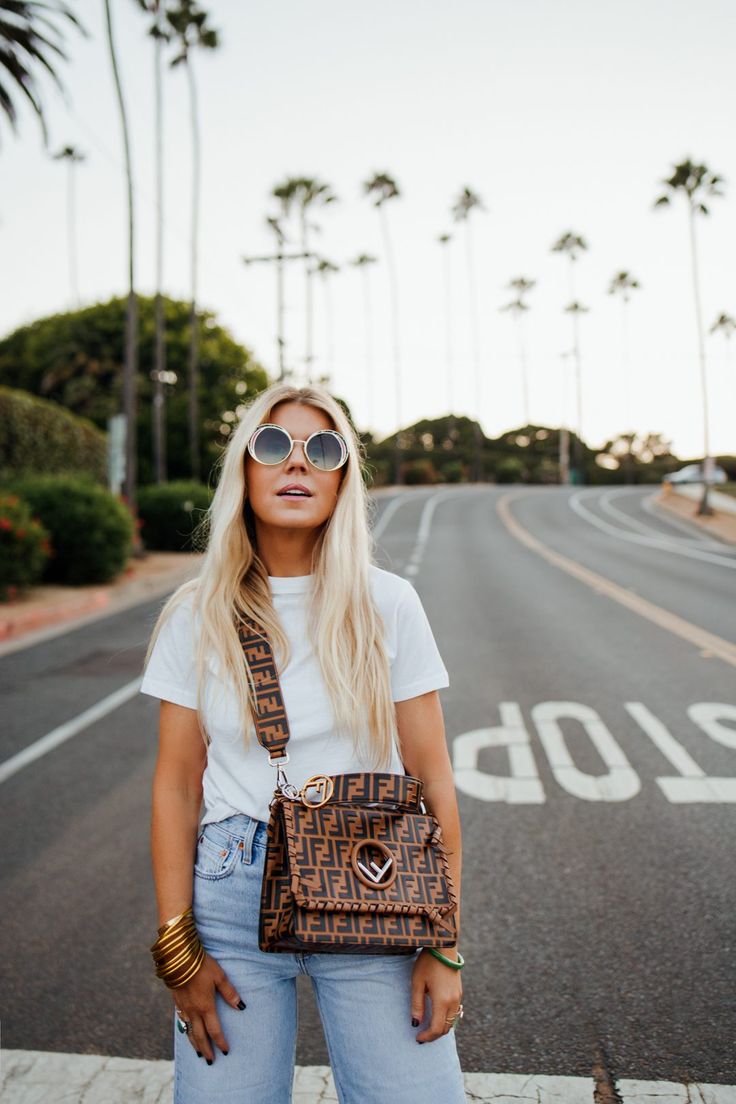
[198, 812, 269, 863]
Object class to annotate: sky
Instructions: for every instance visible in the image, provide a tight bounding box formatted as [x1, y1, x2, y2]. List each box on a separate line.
[4, 0, 736, 460]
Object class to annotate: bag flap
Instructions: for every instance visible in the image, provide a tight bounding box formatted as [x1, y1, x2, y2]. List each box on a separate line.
[279, 801, 457, 927]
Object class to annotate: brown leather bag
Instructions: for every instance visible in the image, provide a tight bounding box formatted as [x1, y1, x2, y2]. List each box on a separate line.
[237, 616, 459, 955]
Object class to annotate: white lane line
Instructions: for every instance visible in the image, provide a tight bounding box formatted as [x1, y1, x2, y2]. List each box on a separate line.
[497, 492, 736, 670]
[404, 489, 457, 577]
[1, 1052, 734, 1103]
[643, 489, 736, 545]
[598, 488, 726, 551]
[0, 677, 142, 786]
[371, 490, 411, 542]
[569, 489, 736, 570]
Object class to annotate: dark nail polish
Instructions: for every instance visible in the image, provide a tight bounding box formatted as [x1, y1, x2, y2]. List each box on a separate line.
[196, 1051, 202, 1058]
[237, 999, 246, 1010]
[411, 1018, 419, 1027]
[222, 1050, 229, 1056]
[206, 1058, 213, 1066]
[417, 1040, 425, 1045]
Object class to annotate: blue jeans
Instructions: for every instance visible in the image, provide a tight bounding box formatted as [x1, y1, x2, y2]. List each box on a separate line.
[173, 812, 467, 1104]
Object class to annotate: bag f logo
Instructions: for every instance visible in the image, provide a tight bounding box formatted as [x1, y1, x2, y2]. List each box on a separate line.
[350, 839, 398, 890]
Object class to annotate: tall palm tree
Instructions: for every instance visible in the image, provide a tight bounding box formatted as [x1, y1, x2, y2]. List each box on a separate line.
[137, 0, 171, 483]
[350, 253, 378, 430]
[0, 1, 84, 144]
[451, 191, 485, 396]
[563, 300, 589, 478]
[608, 270, 641, 482]
[654, 158, 725, 515]
[52, 144, 85, 306]
[103, 0, 139, 526]
[500, 276, 536, 427]
[313, 258, 339, 384]
[552, 232, 588, 484]
[166, 0, 219, 482]
[272, 176, 337, 385]
[363, 171, 402, 483]
[437, 233, 454, 415]
[710, 312, 736, 339]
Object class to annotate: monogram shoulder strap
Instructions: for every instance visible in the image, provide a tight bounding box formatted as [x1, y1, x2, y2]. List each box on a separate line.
[236, 615, 290, 763]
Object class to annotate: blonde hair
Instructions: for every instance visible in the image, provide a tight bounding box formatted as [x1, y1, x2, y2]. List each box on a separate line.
[143, 381, 399, 768]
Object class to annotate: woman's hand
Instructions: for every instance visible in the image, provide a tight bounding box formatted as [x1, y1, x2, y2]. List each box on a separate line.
[410, 949, 463, 1043]
[172, 952, 246, 1062]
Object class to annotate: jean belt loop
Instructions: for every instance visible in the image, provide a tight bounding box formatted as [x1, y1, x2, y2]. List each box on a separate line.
[239, 814, 258, 865]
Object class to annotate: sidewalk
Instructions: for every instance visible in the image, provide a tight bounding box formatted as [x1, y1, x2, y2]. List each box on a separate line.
[655, 485, 736, 545]
[0, 551, 203, 657]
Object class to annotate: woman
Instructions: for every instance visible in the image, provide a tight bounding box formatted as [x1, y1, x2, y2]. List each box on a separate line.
[141, 382, 466, 1103]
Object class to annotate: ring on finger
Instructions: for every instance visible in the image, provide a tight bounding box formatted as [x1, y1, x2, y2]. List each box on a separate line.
[175, 1009, 192, 1034]
[443, 1004, 464, 1028]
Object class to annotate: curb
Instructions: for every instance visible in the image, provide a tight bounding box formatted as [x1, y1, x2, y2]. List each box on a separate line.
[654, 488, 736, 545]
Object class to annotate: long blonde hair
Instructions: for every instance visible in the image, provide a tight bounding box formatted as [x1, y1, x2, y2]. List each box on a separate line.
[143, 382, 399, 768]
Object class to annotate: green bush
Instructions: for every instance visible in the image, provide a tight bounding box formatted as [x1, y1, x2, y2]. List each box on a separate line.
[137, 481, 213, 551]
[494, 457, 525, 484]
[0, 386, 107, 483]
[402, 459, 438, 485]
[4, 475, 134, 584]
[0, 492, 52, 601]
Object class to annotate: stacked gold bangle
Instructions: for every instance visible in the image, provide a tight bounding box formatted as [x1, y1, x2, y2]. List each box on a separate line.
[150, 906, 205, 989]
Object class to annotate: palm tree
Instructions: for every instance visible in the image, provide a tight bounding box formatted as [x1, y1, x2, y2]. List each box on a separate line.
[350, 253, 378, 430]
[103, 0, 139, 527]
[363, 172, 402, 483]
[166, 0, 219, 482]
[0, 1, 84, 145]
[437, 233, 454, 416]
[563, 300, 589, 477]
[137, 0, 171, 483]
[272, 177, 337, 384]
[608, 271, 641, 482]
[313, 258, 339, 384]
[500, 276, 536, 428]
[52, 144, 85, 306]
[451, 186, 486, 480]
[552, 232, 589, 484]
[654, 158, 725, 515]
[710, 312, 736, 339]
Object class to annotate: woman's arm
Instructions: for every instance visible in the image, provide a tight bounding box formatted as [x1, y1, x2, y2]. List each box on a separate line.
[151, 701, 206, 925]
[395, 689, 463, 1043]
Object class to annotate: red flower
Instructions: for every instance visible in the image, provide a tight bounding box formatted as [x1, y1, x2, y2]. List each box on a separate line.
[0, 518, 12, 530]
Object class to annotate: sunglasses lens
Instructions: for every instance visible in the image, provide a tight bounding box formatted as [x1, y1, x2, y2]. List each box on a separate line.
[251, 425, 291, 464]
[306, 432, 345, 471]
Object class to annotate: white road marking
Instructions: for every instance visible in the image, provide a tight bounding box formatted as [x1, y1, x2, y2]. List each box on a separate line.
[598, 488, 726, 551]
[568, 488, 736, 569]
[404, 489, 456, 577]
[532, 701, 641, 802]
[497, 491, 736, 669]
[642, 489, 733, 546]
[0, 677, 142, 785]
[453, 701, 736, 804]
[2, 1051, 734, 1103]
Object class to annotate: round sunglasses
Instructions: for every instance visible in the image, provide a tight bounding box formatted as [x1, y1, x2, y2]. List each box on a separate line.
[247, 423, 349, 472]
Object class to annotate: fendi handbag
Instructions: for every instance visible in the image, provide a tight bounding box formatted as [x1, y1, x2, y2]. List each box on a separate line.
[237, 615, 459, 955]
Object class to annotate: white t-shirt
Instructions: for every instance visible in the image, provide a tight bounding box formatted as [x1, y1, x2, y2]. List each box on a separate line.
[140, 564, 450, 825]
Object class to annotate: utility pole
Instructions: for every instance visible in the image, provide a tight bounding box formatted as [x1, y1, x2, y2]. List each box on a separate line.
[243, 225, 314, 382]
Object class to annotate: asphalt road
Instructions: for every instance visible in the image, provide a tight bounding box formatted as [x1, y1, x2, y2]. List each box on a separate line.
[1, 485, 734, 1084]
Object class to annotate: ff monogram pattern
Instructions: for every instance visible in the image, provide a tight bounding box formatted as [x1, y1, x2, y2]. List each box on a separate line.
[238, 613, 459, 956]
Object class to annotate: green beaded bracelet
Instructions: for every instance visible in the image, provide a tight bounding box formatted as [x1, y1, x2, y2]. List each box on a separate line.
[425, 947, 465, 970]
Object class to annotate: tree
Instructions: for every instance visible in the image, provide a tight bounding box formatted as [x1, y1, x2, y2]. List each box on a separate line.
[166, 0, 219, 482]
[103, 0, 139, 525]
[363, 171, 402, 483]
[607, 270, 641, 482]
[501, 276, 536, 428]
[437, 233, 454, 415]
[0, 0, 84, 145]
[0, 296, 268, 483]
[272, 176, 337, 384]
[654, 158, 725, 515]
[136, 0, 171, 484]
[349, 253, 378, 429]
[52, 144, 85, 306]
[710, 312, 736, 339]
[552, 231, 589, 484]
[451, 186, 486, 480]
[313, 258, 339, 384]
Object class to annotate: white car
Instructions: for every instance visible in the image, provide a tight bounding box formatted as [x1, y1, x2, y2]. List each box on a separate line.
[663, 463, 728, 484]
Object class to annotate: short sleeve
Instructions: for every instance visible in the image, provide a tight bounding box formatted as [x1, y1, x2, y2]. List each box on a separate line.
[390, 582, 450, 702]
[140, 600, 199, 710]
